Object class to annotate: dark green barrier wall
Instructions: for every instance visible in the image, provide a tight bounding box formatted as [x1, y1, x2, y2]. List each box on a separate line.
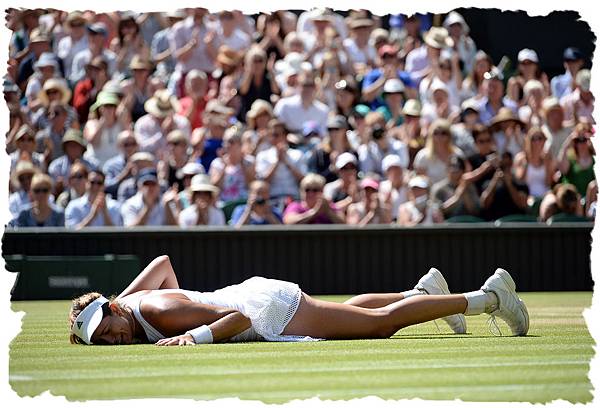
[2, 224, 593, 298]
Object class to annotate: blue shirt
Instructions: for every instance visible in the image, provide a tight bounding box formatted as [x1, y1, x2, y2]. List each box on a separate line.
[551, 71, 573, 100]
[229, 204, 283, 225]
[103, 154, 127, 197]
[65, 194, 123, 228]
[476, 97, 518, 126]
[200, 138, 223, 171]
[9, 204, 64, 228]
[48, 155, 98, 183]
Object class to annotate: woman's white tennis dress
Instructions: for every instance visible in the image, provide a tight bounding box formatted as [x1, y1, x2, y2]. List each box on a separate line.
[119, 276, 319, 343]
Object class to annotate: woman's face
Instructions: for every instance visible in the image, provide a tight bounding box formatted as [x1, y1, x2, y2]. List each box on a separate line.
[91, 313, 134, 345]
[302, 184, 323, 208]
[336, 89, 354, 108]
[255, 112, 271, 129]
[30, 182, 51, 204]
[519, 60, 537, 77]
[100, 104, 117, 120]
[475, 58, 491, 76]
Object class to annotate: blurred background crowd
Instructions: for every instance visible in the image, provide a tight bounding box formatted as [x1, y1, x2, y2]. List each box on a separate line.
[4, 8, 596, 228]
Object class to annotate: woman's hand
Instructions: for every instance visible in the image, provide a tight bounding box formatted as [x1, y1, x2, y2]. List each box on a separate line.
[155, 333, 195, 346]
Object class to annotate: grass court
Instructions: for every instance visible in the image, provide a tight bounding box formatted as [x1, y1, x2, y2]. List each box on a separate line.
[9, 292, 594, 403]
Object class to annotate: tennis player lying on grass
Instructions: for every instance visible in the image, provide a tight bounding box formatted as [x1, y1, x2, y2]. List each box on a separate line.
[68, 255, 529, 345]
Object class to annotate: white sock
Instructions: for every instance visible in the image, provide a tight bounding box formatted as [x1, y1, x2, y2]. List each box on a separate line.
[400, 288, 426, 298]
[463, 290, 498, 315]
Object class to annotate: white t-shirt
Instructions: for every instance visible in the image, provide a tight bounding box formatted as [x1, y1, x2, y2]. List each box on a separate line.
[255, 146, 307, 198]
[216, 28, 251, 52]
[413, 148, 465, 186]
[178, 205, 225, 227]
[273, 94, 330, 134]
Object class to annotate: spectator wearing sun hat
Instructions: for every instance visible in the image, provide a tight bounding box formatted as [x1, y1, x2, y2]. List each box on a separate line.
[551, 47, 586, 100]
[17, 27, 52, 88]
[9, 125, 45, 172]
[469, 68, 518, 126]
[178, 174, 225, 226]
[9, 160, 40, 218]
[70, 22, 117, 84]
[343, 18, 377, 73]
[57, 11, 89, 80]
[347, 176, 392, 225]
[362, 44, 413, 110]
[134, 89, 191, 158]
[378, 154, 409, 221]
[25, 52, 59, 106]
[83, 91, 129, 167]
[405, 26, 453, 85]
[376, 78, 406, 127]
[32, 77, 79, 131]
[35, 102, 70, 164]
[116, 151, 159, 203]
[397, 175, 442, 226]
[506, 48, 550, 105]
[323, 152, 360, 214]
[560, 69, 594, 123]
[48, 129, 98, 193]
[443, 11, 477, 73]
[121, 168, 178, 226]
[283, 173, 344, 225]
[176, 162, 206, 209]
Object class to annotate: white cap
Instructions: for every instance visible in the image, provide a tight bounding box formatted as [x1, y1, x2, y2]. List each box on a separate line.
[430, 78, 449, 95]
[335, 152, 358, 170]
[518, 48, 539, 63]
[443, 11, 469, 33]
[408, 175, 429, 189]
[71, 296, 109, 345]
[176, 162, 205, 179]
[130, 152, 155, 163]
[383, 78, 405, 94]
[382, 154, 404, 172]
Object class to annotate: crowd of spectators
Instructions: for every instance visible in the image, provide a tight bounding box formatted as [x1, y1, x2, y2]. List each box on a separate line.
[5, 8, 596, 228]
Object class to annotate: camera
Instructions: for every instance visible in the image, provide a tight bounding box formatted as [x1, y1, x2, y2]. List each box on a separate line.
[371, 125, 385, 140]
[255, 197, 266, 205]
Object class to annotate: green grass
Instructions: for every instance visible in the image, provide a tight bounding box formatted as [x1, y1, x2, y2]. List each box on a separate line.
[9, 293, 595, 403]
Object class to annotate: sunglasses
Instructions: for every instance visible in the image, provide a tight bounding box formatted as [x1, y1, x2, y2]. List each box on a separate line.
[574, 137, 588, 144]
[46, 89, 60, 95]
[70, 173, 86, 180]
[89, 180, 104, 185]
[304, 187, 322, 193]
[433, 130, 450, 136]
[168, 141, 184, 146]
[122, 141, 137, 147]
[340, 165, 357, 171]
[531, 135, 545, 142]
[18, 175, 34, 182]
[32, 187, 50, 194]
[476, 138, 492, 144]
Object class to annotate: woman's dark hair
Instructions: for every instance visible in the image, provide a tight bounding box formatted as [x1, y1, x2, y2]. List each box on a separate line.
[117, 14, 140, 46]
[471, 124, 490, 142]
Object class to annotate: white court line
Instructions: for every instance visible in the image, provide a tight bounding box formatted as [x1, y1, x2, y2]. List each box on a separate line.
[9, 359, 590, 381]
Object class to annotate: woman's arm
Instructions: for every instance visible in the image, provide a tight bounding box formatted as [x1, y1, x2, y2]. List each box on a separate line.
[143, 295, 252, 344]
[115, 255, 179, 300]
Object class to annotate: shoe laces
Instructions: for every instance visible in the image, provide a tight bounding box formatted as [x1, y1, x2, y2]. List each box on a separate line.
[487, 315, 503, 336]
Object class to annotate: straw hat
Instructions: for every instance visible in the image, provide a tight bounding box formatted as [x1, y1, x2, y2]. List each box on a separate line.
[349, 18, 374, 30]
[66, 11, 87, 26]
[129, 54, 153, 71]
[216, 46, 242, 67]
[11, 160, 39, 187]
[246, 99, 274, 127]
[38, 78, 72, 106]
[14, 124, 35, 142]
[190, 174, 220, 196]
[62, 129, 87, 149]
[423, 27, 453, 49]
[402, 99, 422, 117]
[144, 89, 180, 118]
[489, 107, 525, 130]
[29, 27, 51, 44]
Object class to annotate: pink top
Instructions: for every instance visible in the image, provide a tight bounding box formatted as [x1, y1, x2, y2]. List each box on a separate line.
[283, 201, 339, 224]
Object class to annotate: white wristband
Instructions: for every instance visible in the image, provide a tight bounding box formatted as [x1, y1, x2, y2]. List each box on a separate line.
[185, 325, 213, 344]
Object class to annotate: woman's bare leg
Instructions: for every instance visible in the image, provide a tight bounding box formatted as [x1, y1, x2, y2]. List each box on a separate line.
[115, 255, 179, 300]
[343, 293, 407, 308]
[283, 293, 467, 339]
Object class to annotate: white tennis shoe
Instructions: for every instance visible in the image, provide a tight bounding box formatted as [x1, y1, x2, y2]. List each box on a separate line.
[415, 268, 467, 334]
[481, 268, 529, 336]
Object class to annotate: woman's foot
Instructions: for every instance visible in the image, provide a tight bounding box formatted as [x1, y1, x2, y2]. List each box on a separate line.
[415, 268, 467, 334]
[481, 269, 529, 336]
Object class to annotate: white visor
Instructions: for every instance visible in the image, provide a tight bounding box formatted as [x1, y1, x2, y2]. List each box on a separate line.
[71, 296, 109, 344]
